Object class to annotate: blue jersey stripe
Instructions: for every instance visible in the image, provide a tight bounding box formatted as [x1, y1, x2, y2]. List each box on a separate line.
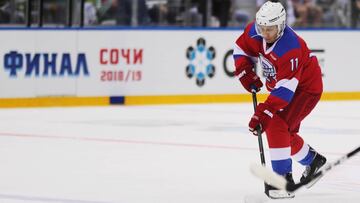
[248, 23, 262, 41]
[273, 26, 300, 57]
[233, 54, 244, 60]
[271, 86, 295, 103]
[271, 158, 292, 175]
[298, 150, 315, 165]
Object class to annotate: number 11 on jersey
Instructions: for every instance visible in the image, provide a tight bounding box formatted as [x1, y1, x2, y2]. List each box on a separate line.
[290, 58, 298, 71]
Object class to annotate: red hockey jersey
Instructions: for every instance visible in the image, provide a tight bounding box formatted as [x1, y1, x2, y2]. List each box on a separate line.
[233, 22, 323, 112]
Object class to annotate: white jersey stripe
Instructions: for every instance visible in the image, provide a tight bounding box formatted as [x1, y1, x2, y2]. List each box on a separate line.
[292, 143, 310, 161]
[269, 147, 291, 161]
[274, 78, 299, 93]
[233, 44, 248, 56]
[233, 44, 258, 63]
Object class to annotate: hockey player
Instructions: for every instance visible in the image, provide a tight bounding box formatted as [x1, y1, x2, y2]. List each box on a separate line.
[233, 0, 327, 199]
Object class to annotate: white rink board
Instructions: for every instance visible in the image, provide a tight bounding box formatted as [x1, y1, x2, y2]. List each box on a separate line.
[0, 29, 359, 98]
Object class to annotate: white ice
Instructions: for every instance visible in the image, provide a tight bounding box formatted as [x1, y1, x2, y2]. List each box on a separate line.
[0, 101, 359, 203]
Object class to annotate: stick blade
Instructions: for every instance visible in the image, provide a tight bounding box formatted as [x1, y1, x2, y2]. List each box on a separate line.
[250, 163, 287, 190]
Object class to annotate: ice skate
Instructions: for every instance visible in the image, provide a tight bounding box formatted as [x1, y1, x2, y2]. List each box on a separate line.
[265, 173, 295, 199]
[300, 148, 327, 188]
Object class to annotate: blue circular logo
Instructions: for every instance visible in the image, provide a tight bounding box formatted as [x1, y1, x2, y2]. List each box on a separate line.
[185, 38, 216, 87]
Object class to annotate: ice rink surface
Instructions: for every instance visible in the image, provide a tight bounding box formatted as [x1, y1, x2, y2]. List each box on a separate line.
[0, 101, 359, 203]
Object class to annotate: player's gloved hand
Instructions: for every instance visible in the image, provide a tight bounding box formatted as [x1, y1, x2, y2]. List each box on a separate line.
[238, 67, 263, 93]
[249, 103, 275, 135]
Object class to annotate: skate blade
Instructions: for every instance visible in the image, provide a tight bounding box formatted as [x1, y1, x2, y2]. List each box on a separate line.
[268, 190, 295, 199]
[305, 173, 324, 189]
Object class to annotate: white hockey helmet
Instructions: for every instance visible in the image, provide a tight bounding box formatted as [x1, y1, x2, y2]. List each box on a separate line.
[256, 1, 286, 38]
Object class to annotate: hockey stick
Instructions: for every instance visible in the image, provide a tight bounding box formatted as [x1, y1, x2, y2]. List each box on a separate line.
[250, 87, 270, 195]
[250, 146, 360, 192]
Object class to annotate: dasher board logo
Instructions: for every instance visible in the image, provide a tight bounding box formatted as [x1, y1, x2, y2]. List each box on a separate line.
[185, 38, 215, 87]
[3, 51, 89, 77]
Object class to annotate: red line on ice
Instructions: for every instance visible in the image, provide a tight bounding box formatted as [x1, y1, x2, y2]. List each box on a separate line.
[0, 131, 255, 151]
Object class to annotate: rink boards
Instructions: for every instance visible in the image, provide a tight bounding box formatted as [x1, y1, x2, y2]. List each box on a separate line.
[0, 28, 359, 107]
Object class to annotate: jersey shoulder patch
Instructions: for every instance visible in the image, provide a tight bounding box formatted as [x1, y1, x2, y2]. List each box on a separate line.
[273, 26, 300, 57]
